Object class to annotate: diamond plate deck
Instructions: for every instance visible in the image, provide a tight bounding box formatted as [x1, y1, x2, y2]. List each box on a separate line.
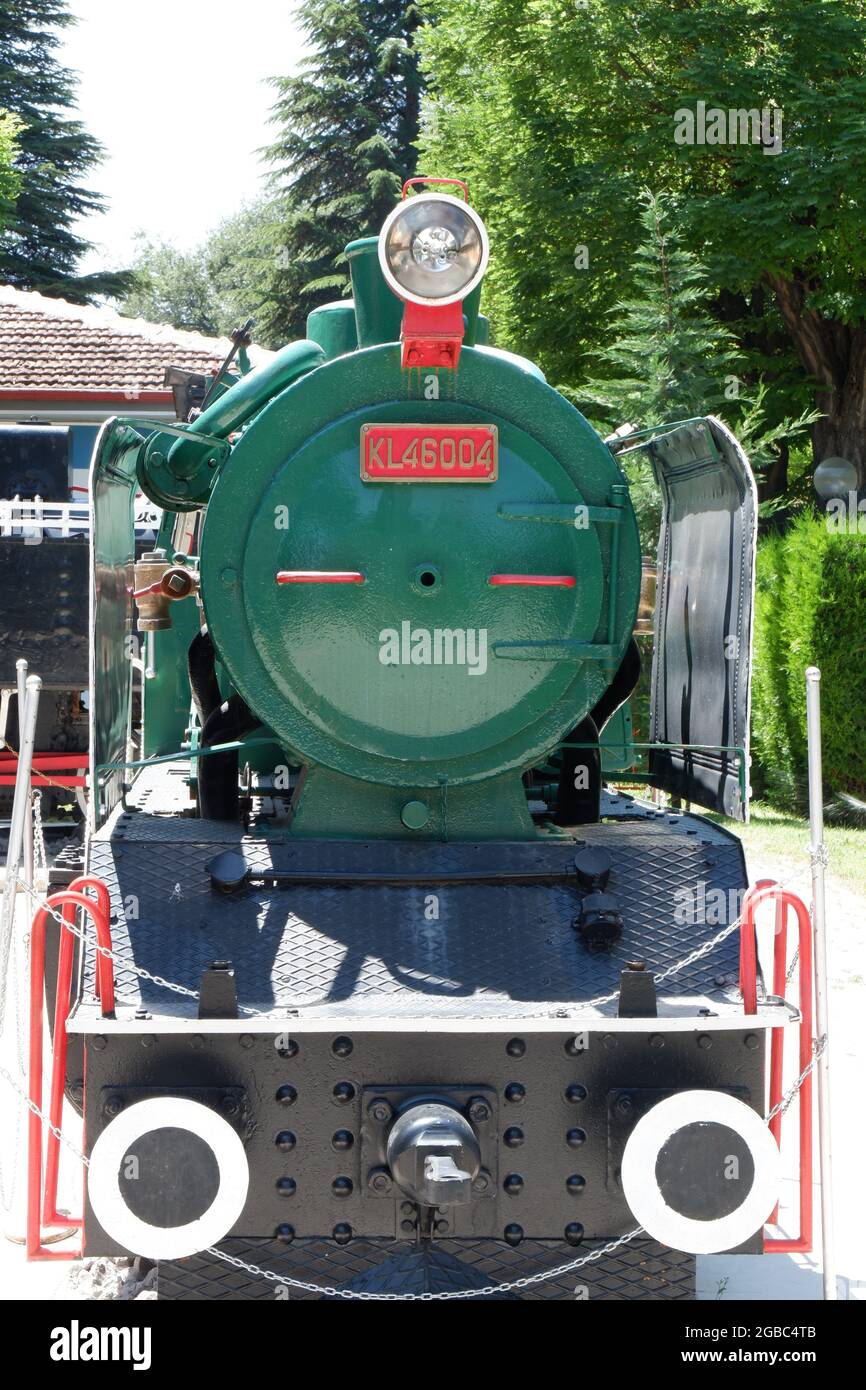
[81, 764, 748, 1022]
[157, 1235, 695, 1301]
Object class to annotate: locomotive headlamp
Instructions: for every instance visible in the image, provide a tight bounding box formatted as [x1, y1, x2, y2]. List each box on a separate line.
[378, 192, 489, 306]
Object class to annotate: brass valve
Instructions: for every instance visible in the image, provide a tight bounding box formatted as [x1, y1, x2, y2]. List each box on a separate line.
[132, 552, 199, 631]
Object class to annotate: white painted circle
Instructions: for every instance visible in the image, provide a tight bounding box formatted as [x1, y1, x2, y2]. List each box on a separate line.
[377, 192, 490, 307]
[88, 1096, 249, 1259]
[620, 1090, 780, 1254]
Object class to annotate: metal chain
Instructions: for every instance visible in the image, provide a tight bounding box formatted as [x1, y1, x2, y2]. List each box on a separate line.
[765, 1035, 827, 1124]
[201, 1226, 647, 1300]
[31, 791, 47, 873]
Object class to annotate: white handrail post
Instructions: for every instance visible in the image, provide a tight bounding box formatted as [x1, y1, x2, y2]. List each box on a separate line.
[14, 659, 33, 888]
[0, 673, 41, 1035]
[805, 667, 837, 1301]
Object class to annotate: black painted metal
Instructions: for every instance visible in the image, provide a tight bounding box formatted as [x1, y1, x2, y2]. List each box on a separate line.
[156, 1234, 696, 1301]
[0, 539, 88, 685]
[82, 1027, 764, 1255]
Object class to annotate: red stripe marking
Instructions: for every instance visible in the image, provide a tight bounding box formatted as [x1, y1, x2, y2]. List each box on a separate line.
[488, 574, 576, 588]
[276, 571, 365, 585]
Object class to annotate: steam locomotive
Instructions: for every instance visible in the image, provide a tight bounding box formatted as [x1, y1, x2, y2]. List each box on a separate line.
[32, 180, 801, 1300]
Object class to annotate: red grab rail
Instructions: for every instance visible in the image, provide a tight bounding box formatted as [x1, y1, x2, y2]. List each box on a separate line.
[28, 882, 114, 1260]
[739, 881, 813, 1254]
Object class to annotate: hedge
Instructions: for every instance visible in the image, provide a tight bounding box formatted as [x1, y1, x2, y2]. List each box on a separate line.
[750, 510, 866, 810]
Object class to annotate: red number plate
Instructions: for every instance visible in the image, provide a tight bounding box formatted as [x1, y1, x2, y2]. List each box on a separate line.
[360, 423, 498, 482]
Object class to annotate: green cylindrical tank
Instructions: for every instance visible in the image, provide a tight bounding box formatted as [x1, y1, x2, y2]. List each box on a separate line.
[198, 342, 641, 838]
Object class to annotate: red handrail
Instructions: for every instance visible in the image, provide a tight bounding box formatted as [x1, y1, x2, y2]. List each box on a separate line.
[28, 885, 114, 1260]
[739, 882, 813, 1254]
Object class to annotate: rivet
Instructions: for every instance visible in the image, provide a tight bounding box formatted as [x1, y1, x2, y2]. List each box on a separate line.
[332, 1035, 353, 1058]
[504, 1126, 524, 1148]
[565, 1083, 587, 1104]
[333, 1081, 356, 1104]
[566, 1128, 587, 1148]
[503, 1173, 524, 1196]
[566, 1174, 586, 1195]
[275, 1131, 296, 1152]
[333, 1223, 352, 1245]
[400, 1219, 415, 1233]
[564, 1222, 584, 1246]
[504, 1082, 525, 1104]
[220, 566, 238, 586]
[401, 1202, 414, 1216]
[564, 1036, 584, 1057]
[506, 1037, 525, 1058]
[602, 1034, 617, 1050]
[141, 1036, 155, 1048]
[649, 1034, 665, 1049]
[276, 1177, 296, 1197]
[744, 1033, 760, 1050]
[615, 1093, 633, 1114]
[239, 1034, 254, 1049]
[276, 1084, 297, 1106]
[504, 1224, 523, 1246]
[331, 1129, 354, 1152]
[276, 1037, 299, 1058]
[697, 1034, 713, 1050]
[274, 1224, 295, 1244]
[332, 1176, 353, 1197]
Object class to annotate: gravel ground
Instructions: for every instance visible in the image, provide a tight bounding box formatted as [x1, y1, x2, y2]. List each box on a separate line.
[1, 840, 863, 1302]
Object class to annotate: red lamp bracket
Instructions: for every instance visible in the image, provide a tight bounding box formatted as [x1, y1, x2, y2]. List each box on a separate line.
[401, 299, 465, 370]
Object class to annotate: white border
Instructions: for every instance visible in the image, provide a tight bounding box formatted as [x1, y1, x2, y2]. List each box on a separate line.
[377, 192, 490, 307]
[620, 1090, 780, 1254]
[88, 1096, 249, 1259]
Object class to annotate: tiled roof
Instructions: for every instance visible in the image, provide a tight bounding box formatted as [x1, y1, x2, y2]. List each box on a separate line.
[0, 285, 272, 395]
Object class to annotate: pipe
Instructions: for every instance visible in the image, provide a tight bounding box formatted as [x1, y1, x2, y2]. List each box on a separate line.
[43, 877, 112, 1229]
[165, 340, 325, 481]
[187, 627, 222, 731]
[28, 888, 114, 1259]
[805, 666, 836, 1300]
[198, 695, 260, 821]
[15, 660, 33, 887]
[0, 673, 41, 1036]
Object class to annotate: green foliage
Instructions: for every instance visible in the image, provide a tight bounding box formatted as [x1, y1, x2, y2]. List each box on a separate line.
[751, 513, 866, 808]
[566, 191, 816, 548]
[118, 204, 278, 341]
[0, 1, 130, 301]
[258, 0, 425, 342]
[418, 0, 866, 481]
[0, 108, 21, 219]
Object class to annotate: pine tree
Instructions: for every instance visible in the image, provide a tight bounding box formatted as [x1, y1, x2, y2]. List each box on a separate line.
[259, 0, 425, 342]
[578, 191, 741, 430]
[574, 191, 815, 545]
[0, 1, 129, 301]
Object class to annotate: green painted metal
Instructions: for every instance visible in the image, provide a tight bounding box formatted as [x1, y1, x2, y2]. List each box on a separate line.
[306, 300, 358, 360]
[345, 236, 483, 349]
[136, 340, 325, 510]
[199, 342, 641, 838]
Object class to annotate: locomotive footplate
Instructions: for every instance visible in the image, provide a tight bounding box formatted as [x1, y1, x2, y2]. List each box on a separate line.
[71, 776, 792, 1261]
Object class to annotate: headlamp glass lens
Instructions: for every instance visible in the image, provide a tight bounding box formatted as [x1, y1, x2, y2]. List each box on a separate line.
[382, 197, 485, 302]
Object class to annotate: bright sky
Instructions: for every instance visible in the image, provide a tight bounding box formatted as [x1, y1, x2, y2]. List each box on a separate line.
[59, 0, 306, 273]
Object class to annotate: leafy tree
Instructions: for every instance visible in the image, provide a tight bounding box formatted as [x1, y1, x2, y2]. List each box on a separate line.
[118, 203, 283, 346]
[419, 0, 866, 485]
[260, 0, 425, 341]
[0, 108, 20, 221]
[575, 191, 816, 546]
[0, 1, 129, 300]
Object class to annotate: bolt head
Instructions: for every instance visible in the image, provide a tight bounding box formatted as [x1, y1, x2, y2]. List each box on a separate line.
[368, 1098, 392, 1123]
[368, 1169, 392, 1194]
[468, 1097, 491, 1123]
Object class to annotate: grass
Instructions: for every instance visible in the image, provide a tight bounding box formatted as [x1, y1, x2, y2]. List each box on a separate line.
[703, 801, 866, 896]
